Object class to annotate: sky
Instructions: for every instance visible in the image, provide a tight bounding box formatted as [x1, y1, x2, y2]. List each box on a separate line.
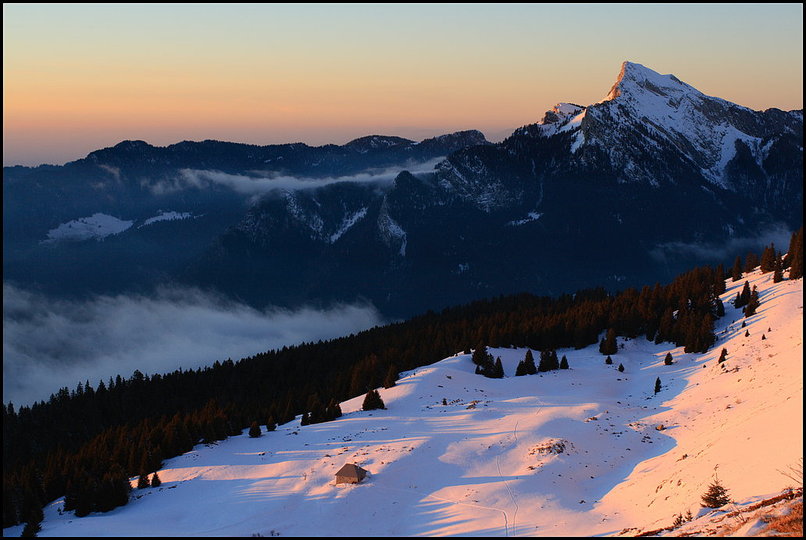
[3, 3, 803, 166]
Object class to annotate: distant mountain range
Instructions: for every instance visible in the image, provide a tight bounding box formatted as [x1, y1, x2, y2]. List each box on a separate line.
[3, 61, 802, 317]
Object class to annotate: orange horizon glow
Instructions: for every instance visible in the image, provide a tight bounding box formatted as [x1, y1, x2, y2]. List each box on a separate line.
[4, 4, 802, 166]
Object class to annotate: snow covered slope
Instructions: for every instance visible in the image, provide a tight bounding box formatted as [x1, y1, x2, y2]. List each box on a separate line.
[43, 213, 134, 242]
[9, 269, 802, 537]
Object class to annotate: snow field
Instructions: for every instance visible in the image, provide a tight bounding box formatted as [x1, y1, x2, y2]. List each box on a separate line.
[12, 268, 802, 537]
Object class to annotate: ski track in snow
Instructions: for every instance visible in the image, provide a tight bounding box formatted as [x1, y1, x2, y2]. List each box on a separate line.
[7, 269, 802, 537]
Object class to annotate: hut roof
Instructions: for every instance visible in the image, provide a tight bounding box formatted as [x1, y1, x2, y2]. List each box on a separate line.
[335, 463, 367, 479]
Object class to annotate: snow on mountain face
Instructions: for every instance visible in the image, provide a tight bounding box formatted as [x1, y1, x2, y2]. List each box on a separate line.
[17, 269, 801, 537]
[138, 211, 196, 228]
[580, 61, 802, 188]
[43, 213, 134, 242]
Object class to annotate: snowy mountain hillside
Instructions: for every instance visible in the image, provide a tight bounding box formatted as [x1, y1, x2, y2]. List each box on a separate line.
[10, 268, 801, 537]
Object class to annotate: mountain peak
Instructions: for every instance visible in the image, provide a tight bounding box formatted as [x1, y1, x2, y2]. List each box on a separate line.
[603, 60, 695, 103]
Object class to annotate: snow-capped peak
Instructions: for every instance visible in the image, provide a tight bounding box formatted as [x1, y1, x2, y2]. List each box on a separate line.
[601, 60, 699, 103]
[578, 60, 801, 188]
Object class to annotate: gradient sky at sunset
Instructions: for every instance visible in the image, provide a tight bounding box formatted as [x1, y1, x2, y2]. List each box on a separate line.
[3, 3, 803, 166]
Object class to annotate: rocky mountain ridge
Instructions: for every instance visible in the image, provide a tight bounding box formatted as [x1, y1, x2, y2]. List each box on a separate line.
[3, 61, 802, 317]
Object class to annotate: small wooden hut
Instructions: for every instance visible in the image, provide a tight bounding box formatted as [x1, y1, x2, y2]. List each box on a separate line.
[335, 463, 368, 484]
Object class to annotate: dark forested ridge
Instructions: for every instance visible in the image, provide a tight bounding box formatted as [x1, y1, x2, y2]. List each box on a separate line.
[3, 229, 803, 530]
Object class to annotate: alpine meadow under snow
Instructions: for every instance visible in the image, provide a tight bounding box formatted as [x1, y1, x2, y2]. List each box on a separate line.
[7, 267, 801, 537]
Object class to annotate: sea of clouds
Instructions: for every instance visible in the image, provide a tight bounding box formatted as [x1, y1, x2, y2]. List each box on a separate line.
[3, 283, 384, 407]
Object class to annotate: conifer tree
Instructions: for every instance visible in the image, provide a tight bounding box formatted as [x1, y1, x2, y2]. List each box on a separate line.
[744, 285, 760, 317]
[730, 255, 742, 282]
[265, 416, 276, 432]
[362, 389, 385, 411]
[560, 355, 569, 369]
[654, 377, 662, 394]
[718, 348, 728, 363]
[471, 345, 489, 366]
[760, 243, 777, 273]
[383, 364, 399, 389]
[664, 352, 673, 365]
[788, 227, 803, 279]
[248, 421, 261, 438]
[734, 281, 751, 309]
[605, 355, 613, 365]
[326, 398, 343, 420]
[772, 254, 784, 283]
[515, 360, 527, 376]
[150, 471, 161, 488]
[714, 263, 726, 295]
[493, 357, 505, 378]
[137, 473, 150, 490]
[713, 297, 725, 318]
[744, 251, 760, 273]
[523, 349, 537, 375]
[599, 328, 617, 355]
[618, 363, 624, 373]
[701, 475, 731, 508]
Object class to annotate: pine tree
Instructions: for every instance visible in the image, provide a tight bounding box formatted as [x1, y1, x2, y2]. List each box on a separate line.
[471, 345, 489, 366]
[760, 243, 777, 273]
[788, 227, 803, 279]
[560, 355, 569, 369]
[137, 473, 150, 489]
[599, 328, 617, 355]
[493, 357, 505, 378]
[734, 281, 751, 309]
[515, 360, 527, 376]
[383, 364, 398, 389]
[248, 421, 261, 438]
[618, 363, 624, 373]
[718, 348, 728, 363]
[605, 355, 613, 365]
[550, 350, 560, 370]
[326, 398, 342, 420]
[265, 416, 276, 432]
[731, 255, 743, 282]
[538, 350, 559, 372]
[744, 251, 760, 273]
[664, 352, 673, 365]
[362, 389, 385, 411]
[523, 349, 537, 375]
[744, 285, 760, 317]
[701, 476, 731, 508]
[150, 471, 161, 488]
[713, 297, 725, 318]
[654, 377, 662, 394]
[773, 254, 784, 283]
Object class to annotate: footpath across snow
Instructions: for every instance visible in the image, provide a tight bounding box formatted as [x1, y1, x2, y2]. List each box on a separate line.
[8, 269, 802, 537]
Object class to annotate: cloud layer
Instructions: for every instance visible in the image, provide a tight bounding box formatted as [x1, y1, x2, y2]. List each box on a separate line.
[649, 224, 794, 264]
[150, 157, 445, 197]
[3, 284, 384, 407]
